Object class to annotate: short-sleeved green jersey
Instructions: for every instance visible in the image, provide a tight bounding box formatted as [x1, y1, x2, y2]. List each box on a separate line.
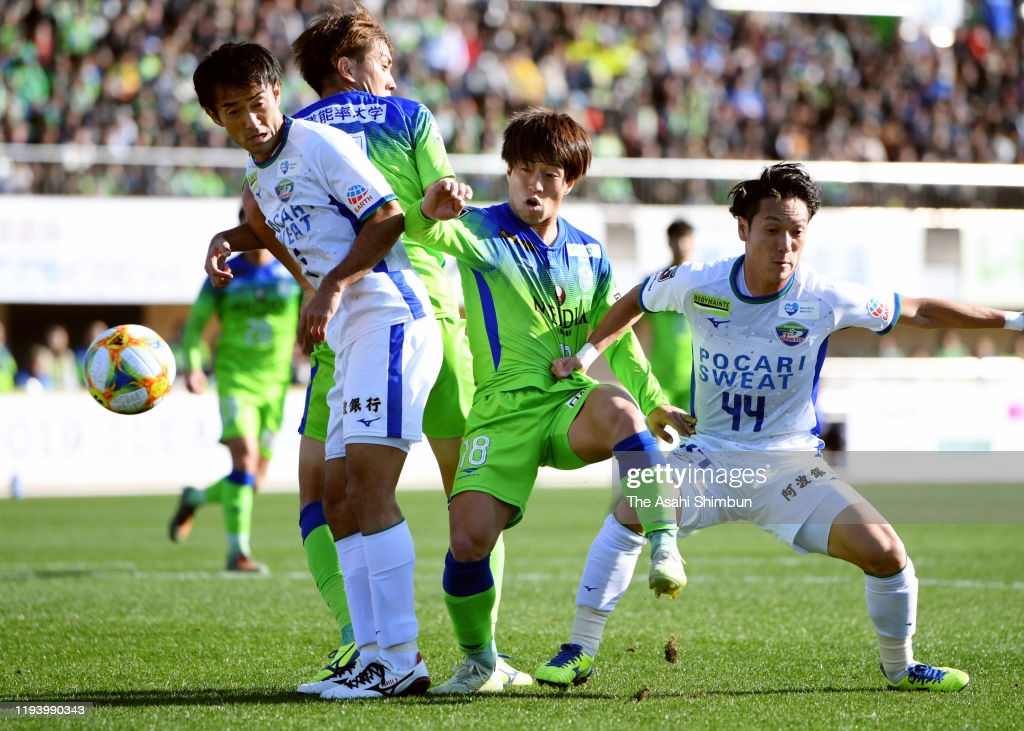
[295, 91, 459, 318]
[406, 202, 667, 414]
[182, 254, 302, 393]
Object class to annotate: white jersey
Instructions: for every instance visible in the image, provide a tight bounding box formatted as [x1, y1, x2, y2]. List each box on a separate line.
[246, 117, 431, 349]
[641, 256, 899, 451]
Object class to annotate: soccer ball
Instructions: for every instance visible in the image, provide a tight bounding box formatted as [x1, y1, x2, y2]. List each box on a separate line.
[83, 324, 176, 415]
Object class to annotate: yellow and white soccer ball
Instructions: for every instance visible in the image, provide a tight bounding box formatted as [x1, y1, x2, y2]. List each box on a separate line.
[82, 324, 176, 415]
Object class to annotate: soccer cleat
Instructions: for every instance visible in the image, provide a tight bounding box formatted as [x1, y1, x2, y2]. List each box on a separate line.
[649, 544, 687, 599]
[225, 553, 266, 573]
[320, 656, 430, 699]
[534, 643, 594, 687]
[884, 663, 970, 692]
[297, 643, 359, 695]
[168, 486, 199, 542]
[428, 656, 495, 696]
[478, 655, 534, 692]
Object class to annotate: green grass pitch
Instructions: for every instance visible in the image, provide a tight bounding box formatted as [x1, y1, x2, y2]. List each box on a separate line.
[1, 487, 1022, 729]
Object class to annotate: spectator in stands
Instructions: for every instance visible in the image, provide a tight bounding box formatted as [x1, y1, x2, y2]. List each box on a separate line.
[43, 323, 80, 390]
[3, 1, 1024, 208]
[15, 344, 52, 393]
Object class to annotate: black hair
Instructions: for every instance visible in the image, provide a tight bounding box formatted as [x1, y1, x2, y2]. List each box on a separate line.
[727, 162, 822, 223]
[193, 42, 283, 114]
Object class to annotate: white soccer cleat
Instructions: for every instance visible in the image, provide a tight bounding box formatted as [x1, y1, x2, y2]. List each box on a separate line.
[478, 656, 534, 692]
[320, 656, 430, 699]
[649, 544, 687, 599]
[428, 656, 494, 696]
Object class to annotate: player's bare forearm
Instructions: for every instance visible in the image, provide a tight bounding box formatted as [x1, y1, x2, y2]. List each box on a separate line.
[320, 201, 405, 295]
[300, 201, 405, 345]
[551, 285, 648, 380]
[590, 284, 646, 353]
[898, 297, 1013, 329]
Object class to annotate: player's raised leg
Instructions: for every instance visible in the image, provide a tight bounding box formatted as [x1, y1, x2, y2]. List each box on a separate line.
[567, 384, 686, 598]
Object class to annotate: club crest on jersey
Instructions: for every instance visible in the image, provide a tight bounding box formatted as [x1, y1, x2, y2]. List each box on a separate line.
[275, 179, 294, 202]
[775, 321, 809, 346]
[779, 301, 820, 319]
[866, 296, 890, 320]
[692, 292, 732, 316]
[346, 184, 373, 213]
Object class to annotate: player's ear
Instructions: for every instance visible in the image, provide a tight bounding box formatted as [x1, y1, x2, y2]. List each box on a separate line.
[337, 56, 355, 83]
[736, 215, 749, 242]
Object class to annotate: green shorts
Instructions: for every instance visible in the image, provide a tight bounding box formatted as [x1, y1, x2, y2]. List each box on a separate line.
[219, 382, 288, 459]
[451, 376, 598, 527]
[299, 343, 333, 443]
[422, 317, 473, 440]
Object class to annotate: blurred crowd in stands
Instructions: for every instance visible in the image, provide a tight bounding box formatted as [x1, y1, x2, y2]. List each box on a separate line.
[1, 0, 1023, 206]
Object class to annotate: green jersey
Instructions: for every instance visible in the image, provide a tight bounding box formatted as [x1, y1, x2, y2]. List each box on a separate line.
[406, 203, 667, 414]
[295, 91, 459, 318]
[646, 309, 693, 409]
[182, 254, 302, 393]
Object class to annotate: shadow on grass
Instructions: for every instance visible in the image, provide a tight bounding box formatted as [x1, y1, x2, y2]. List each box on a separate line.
[13, 685, 889, 708]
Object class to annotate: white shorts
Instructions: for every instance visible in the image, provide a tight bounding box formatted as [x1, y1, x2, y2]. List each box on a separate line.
[325, 317, 441, 460]
[669, 439, 866, 553]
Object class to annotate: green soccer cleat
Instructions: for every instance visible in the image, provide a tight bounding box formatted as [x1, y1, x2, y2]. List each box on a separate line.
[428, 656, 494, 696]
[884, 663, 970, 692]
[535, 643, 594, 687]
[297, 643, 359, 695]
[478, 655, 534, 692]
[649, 544, 687, 599]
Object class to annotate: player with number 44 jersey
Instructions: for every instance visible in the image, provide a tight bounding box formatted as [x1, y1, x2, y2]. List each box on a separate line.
[542, 162, 1023, 692]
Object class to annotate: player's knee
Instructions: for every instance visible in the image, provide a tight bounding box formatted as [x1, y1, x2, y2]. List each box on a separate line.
[591, 388, 646, 439]
[448, 527, 495, 563]
[862, 529, 906, 577]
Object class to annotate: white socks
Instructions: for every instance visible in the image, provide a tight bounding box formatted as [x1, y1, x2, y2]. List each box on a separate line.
[363, 521, 419, 669]
[570, 514, 646, 656]
[335, 533, 377, 663]
[865, 557, 917, 681]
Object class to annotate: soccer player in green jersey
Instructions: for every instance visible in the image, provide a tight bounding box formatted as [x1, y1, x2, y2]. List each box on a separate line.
[639, 219, 695, 413]
[170, 209, 303, 571]
[404, 108, 693, 695]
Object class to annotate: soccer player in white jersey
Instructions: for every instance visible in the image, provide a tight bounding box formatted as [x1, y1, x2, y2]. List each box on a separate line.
[193, 41, 441, 698]
[537, 162, 1024, 691]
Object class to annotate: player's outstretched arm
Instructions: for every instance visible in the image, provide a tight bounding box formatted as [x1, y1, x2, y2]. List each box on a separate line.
[300, 200, 405, 345]
[551, 283, 646, 379]
[419, 178, 473, 221]
[898, 297, 1022, 330]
